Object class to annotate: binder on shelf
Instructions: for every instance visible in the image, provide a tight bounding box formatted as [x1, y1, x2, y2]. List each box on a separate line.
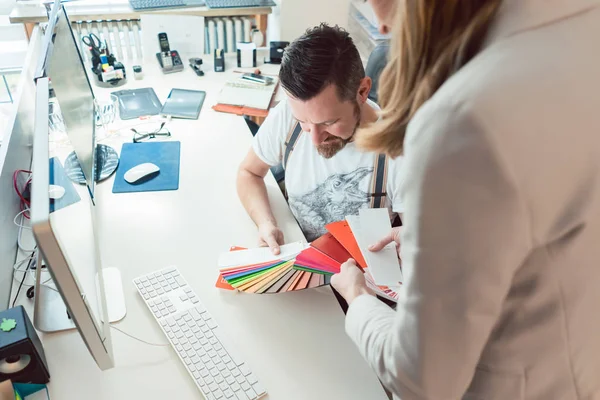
[225, 18, 235, 53]
[216, 18, 226, 51]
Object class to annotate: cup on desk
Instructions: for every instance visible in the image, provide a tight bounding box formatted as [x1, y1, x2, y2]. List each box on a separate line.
[94, 94, 119, 141]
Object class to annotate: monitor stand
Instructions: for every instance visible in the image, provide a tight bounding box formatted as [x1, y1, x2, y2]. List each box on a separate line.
[33, 267, 126, 333]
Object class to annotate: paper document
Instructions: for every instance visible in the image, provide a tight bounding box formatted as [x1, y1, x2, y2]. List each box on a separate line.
[346, 208, 403, 286]
[218, 241, 307, 268]
[217, 77, 278, 110]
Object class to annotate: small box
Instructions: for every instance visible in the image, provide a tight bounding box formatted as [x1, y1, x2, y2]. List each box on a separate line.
[237, 42, 256, 68]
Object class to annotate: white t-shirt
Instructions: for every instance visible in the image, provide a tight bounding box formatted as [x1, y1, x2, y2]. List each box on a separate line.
[253, 99, 404, 241]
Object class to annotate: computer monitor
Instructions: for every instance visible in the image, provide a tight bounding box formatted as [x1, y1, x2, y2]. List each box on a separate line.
[30, 76, 115, 370]
[37, 0, 97, 197]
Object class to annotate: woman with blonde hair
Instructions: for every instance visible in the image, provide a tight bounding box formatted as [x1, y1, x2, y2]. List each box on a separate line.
[331, 0, 600, 399]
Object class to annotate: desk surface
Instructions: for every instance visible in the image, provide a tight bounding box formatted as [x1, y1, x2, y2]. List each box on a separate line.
[16, 56, 389, 400]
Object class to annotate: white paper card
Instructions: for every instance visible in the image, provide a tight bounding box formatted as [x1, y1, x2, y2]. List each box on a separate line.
[347, 209, 403, 286]
[218, 241, 307, 268]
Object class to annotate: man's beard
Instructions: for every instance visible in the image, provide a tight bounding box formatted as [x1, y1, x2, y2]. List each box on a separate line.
[316, 102, 361, 159]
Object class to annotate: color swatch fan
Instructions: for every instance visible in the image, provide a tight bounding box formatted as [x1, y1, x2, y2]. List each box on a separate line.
[216, 242, 330, 294]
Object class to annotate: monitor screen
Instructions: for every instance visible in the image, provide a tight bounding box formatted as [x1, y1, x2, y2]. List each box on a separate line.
[30, 1, 114, 370]
[41, 3, 96, 197]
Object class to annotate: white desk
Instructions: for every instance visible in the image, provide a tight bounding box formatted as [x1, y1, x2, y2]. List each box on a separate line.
[14, 56, 389, 400]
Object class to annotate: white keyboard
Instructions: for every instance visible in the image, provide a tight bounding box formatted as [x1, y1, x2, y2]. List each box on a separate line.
[134, 267, 267, 400]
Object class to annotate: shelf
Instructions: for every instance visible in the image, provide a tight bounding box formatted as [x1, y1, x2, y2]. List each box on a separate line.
[10, 0, 273, 24]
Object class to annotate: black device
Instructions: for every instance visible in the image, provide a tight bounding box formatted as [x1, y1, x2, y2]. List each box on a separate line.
[156, 33, 184, 74]
[214, 49, 225, 72]
[240, 73, 273, 85]
[189, 58, 204, 76]
[266, 41, 289, 64]
[0, 306, 50, 385]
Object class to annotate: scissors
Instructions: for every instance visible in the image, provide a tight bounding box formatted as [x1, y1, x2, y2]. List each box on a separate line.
[82, 33, 104, 56]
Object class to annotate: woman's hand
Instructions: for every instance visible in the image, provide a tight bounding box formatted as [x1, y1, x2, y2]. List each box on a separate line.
[369, 227, 402, 258]
[331, 259, 374, 304]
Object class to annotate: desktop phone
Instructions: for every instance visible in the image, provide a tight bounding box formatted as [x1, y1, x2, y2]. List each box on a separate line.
[156, 32, 183, 74]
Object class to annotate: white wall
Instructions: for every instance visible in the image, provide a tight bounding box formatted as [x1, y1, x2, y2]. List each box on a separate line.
[278, 0, 350, 42]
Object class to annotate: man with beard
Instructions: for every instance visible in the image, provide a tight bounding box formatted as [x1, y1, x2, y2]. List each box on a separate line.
[237, 24, 404, 253]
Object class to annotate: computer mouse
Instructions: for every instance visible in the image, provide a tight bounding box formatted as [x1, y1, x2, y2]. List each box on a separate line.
[48, 184, 65, 200]
[124, 162, 160, 184]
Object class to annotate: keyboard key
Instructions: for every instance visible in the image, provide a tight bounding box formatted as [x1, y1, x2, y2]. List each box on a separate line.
[184, 314, 192, 322]
[180, 294, 188, 302]
[252, 383, 266, 396]
[204, 375, 214, 385]
[241, 382, 251, 391]
[236, 375, 245, 384]
[184, 287, 192, 293]
[222, 370, 231, 378]
[200, 368, 210, 378]
[214, 390, 224, 399]
[246, 374, 258, 385]
[176, 276, 186, 286]
[228, 363, 238, 372]
[209, 382, 219, 392]
[219, 382, 229, 391]
[191, 355, 200, 364]
[217, 362, 227, 372]
[240, 364, 252, 376]
[207, 319, 218, 329]
[231, 382, 241, 392]
[224, 389, 235, 399]
[210, 368, 219, 377]
[226, 376, 235, 385]
[206, 361, 216, 370]
[215, 374, 224, 384]
[245, 388, 257, 399]
[193, 371, 201, 379]
[175, 344, 183, 352]
[234, 391, 245, 400]
[208, 350, 218, 359]
[157, 288, 165, 295]
[201, 355, 211, 364]
[187, 350, 196, 358]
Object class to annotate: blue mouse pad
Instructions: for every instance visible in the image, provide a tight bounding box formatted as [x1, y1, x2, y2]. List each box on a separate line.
[50, 157, 81, 213]
[112, 141, 180, 194]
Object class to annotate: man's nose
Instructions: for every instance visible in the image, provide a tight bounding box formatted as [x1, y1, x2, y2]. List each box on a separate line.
[308, 126, 327, 145]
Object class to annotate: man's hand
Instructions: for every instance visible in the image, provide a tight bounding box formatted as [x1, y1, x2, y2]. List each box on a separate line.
[369, 227, 402, 258]
[258, 222, 284, 255]
[331, 259, 374, 305]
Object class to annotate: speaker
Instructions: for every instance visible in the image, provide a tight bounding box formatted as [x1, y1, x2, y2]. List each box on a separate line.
[0, 306, 50, 385]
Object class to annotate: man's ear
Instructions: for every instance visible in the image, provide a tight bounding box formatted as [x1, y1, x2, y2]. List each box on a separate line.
[357, 77, 372, 103]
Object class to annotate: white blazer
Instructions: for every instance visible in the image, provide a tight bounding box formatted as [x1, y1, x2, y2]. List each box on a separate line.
[345, 1, 600, 399]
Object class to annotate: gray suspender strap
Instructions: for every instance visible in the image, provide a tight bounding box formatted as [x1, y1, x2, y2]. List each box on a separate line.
[283, 121, 303, 170]
[369, 153, 388, 208]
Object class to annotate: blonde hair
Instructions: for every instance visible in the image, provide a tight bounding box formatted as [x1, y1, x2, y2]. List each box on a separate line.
[357, 0, 503, 157]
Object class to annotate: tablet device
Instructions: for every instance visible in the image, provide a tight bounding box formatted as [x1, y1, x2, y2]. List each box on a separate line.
[160, 89, 206, 119]
[111, 88, 162, 120]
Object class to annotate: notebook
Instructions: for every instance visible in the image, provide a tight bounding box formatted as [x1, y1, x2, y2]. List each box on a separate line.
[216, 76, 278, 110]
